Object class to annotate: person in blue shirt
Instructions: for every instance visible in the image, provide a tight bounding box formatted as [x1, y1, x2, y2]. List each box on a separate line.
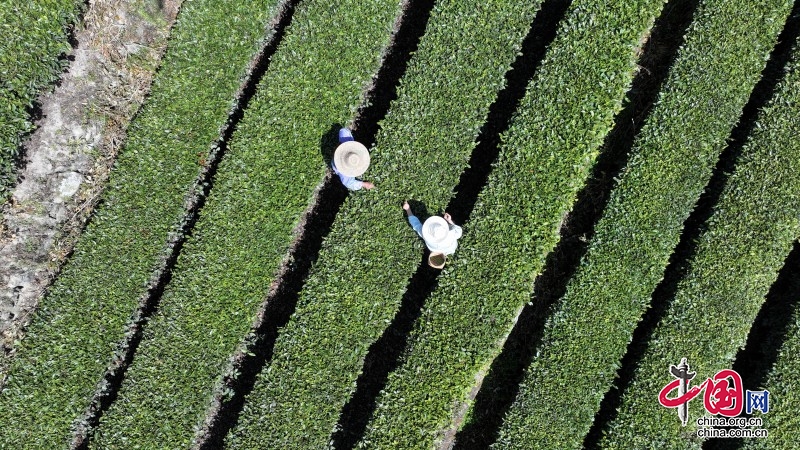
[332, 128, 374, 190]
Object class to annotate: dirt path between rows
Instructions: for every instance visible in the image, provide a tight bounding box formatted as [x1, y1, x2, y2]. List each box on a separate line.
[0, 0, 181, 365]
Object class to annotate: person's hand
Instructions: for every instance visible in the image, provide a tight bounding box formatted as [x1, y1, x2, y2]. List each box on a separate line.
[403, 201, 410, 211]
[443, 212, 453, 223]
[362, 181, 375, 190]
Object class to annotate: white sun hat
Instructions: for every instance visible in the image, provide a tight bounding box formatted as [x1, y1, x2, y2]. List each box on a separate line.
[422, 216, 452, 245]
[333, 141, 370, 177]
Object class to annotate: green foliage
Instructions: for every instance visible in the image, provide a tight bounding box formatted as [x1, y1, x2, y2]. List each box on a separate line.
[89, 0, 406, 448]
[4, 1, 798, 447]
[713, 40, 800, 450]
[0, 1, 280, 447]
[740, 288, 800, 450]
[493, 0, 794, 448]
[356, 0, 670, 448]
[224, 1, 547, 448]
[0, 0, 84, 194]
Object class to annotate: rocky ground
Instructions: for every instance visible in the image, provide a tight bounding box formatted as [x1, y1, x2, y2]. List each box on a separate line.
[0, 0, 181, 364]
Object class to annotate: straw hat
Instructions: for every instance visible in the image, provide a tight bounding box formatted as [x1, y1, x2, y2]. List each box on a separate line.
[333, 141, 370, 177]
[428, 251, 446, 269]
[422, 216, 452, 245]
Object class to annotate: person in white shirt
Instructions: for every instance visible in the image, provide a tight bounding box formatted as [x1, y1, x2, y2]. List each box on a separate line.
[402, 201, 462, 267]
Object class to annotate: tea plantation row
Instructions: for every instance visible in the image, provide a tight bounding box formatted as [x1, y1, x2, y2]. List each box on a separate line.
[225, 0, 550, 447]
[91, 0, 407, 446]
[744, 281, 800, 450]
[356, 0, 668, 447]
[728, 31, 800, 450]
[598, 28, 800, 448]
[0, 0, 284, 447]
[735, 36, 800, 450]
[3, 0, 800, 448]
[493, 0, 794, 448]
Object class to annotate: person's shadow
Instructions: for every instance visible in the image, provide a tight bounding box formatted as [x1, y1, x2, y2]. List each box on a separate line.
[319, 122, 342, 168]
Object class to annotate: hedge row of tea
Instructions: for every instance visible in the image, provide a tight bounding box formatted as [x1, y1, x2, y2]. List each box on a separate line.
[0, 1, 282, 447]
[355, 0, 668, 448]
[0, 0, 83, 192]
[224, 1, 547, 447]
[737, 40, 800, 450]
[89, 0, 405, 447]
[599, 31, 800, 448]
[492, 0, 794, 448]
[742, 289, 800, 450]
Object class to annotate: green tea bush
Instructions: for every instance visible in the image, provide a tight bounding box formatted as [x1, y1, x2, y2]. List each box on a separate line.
[89, 0, 406, 447]
[0, 1, 281, 447]
[355, 0, 671, 447]
[737, 37, 800, 450]
[741, 280, 800, 450]
[0, 0, 83, 193]
[224, 0, 547, 448]
[600, 34, 800, 448]
[493, 0, 793, 448]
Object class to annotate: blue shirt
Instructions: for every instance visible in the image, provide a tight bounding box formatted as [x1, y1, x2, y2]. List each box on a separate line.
[332, 162, 364, 190]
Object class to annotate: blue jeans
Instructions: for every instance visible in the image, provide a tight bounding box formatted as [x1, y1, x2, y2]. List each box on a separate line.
[339, 127, 354, 143]
[408, 214, 423, 237]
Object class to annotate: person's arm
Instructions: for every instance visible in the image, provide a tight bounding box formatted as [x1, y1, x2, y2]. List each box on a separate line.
[404, 201, 423, 236]
[450, 224, 463, 239]
[342, 176, 364, 191]
[332, 161, 372, 190]
[340, 175, 374, 191]
[444, 213, 462, 238]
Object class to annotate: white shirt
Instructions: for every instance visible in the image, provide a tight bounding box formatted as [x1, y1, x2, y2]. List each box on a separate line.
[423, 223, 462, 255]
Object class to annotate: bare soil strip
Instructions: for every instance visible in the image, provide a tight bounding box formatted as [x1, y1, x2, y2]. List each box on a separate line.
[0, 0, 181, 367]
